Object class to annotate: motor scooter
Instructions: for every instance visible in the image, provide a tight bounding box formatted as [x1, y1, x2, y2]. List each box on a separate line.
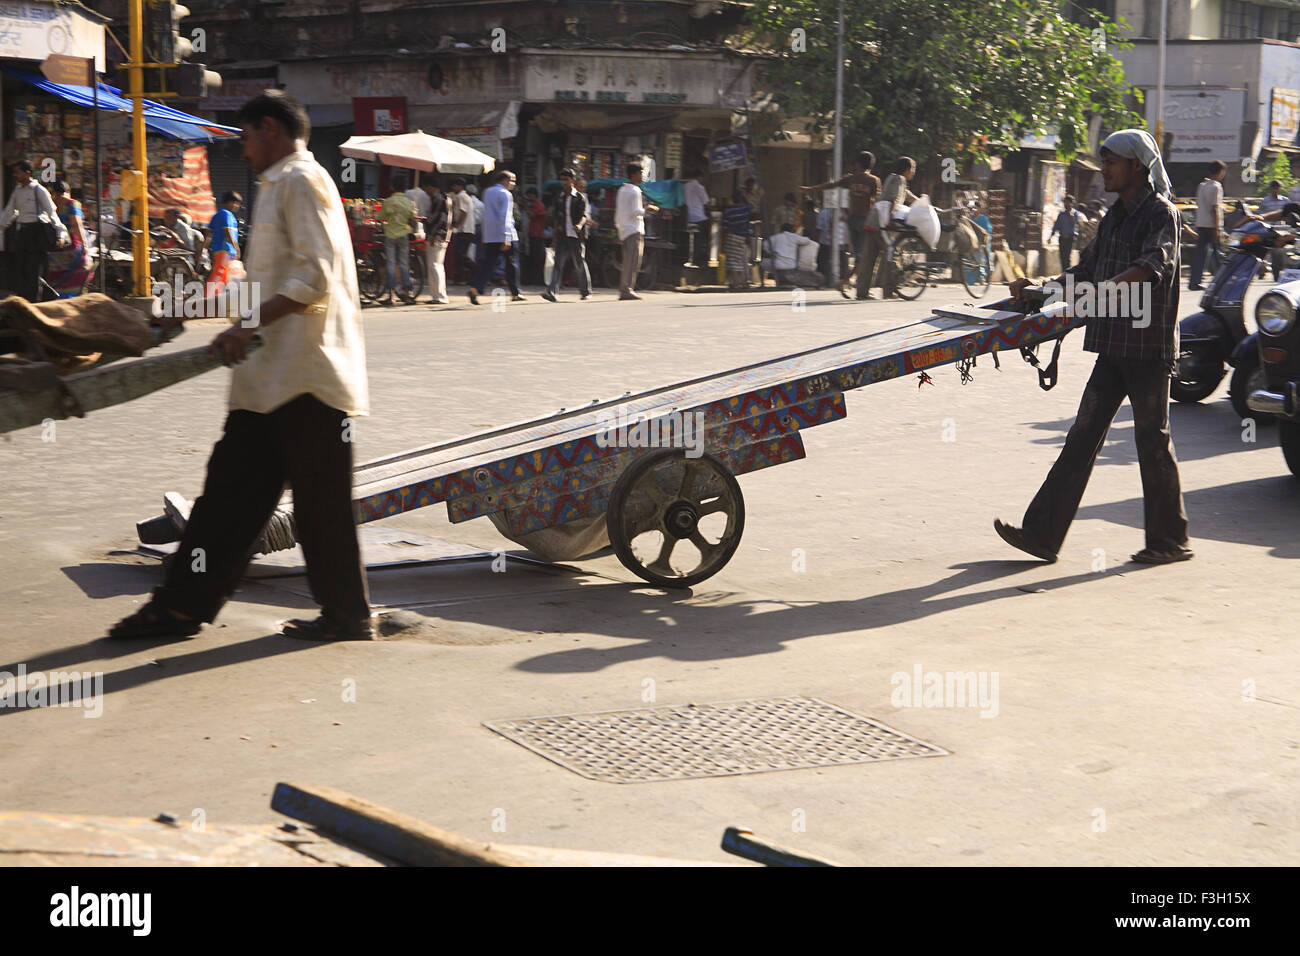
[1172, 215, 1299, 420]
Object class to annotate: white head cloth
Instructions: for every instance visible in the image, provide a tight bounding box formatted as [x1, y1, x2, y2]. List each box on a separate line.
[1100, 129, 1173, 198]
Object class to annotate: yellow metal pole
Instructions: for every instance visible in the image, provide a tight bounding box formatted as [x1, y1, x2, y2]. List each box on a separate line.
[129, 0, 150, 297]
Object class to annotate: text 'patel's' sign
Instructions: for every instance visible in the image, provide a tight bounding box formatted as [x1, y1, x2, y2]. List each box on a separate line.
[1147, 88, 1244, 162]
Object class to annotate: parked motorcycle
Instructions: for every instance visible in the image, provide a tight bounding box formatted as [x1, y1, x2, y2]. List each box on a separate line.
[1171, 215, 1299, 420]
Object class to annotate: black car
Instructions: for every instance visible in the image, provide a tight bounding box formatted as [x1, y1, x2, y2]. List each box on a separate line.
[1247, 283, 1300, 474]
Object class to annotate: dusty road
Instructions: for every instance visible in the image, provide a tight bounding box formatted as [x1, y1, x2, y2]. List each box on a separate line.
[1, 283, 1296, 865]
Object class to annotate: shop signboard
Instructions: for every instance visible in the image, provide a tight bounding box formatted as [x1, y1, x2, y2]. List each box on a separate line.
[708, 142, 747, 173]
[1271, 88, 1300, 147]
[0, 1, 105, 72]
[353, 97, 407, 135]
[1145, 88, 1244, 163]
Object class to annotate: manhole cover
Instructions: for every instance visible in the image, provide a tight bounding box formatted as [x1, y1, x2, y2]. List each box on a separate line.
[484, 697, 947, 783]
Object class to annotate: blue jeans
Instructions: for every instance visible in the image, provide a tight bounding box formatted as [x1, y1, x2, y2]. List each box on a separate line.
[1189, 227, 1219, 287]
[384, 234, 410, 292]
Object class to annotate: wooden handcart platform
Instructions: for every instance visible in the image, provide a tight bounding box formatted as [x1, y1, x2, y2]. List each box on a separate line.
[132, 294, 1082, 587]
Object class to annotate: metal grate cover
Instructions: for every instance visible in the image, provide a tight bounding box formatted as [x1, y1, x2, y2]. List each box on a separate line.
[484, 696, 947, 783]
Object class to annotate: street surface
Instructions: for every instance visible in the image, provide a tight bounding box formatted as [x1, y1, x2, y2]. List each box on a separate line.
[1, 283, 1297, 865]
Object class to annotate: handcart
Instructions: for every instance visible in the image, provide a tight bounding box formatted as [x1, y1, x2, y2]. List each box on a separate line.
[124, 292, 1084, 588]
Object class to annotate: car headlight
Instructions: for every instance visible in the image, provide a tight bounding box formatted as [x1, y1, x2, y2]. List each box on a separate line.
[1256, 292, 1297, 336]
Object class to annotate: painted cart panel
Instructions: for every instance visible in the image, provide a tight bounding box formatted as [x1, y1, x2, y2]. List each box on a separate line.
[347, 301, 1081, 533]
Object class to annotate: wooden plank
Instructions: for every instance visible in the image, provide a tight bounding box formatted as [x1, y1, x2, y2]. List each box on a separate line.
[270, 782, 537, 867]
[0, 339, 257, 435]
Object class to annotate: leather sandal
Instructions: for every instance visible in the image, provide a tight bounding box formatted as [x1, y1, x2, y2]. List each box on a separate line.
[108, 602, 202, 640]
[993, 519, 1057, 563]
[280, 613, 376, 642]
[1131, 547, 1194, 565]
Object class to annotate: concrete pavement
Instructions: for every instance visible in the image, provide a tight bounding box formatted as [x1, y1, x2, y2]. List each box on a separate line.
[0, 284, 1296, 865]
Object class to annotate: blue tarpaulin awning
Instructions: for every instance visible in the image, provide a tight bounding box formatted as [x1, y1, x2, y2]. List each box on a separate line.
[541, 178, 685, 210]
[5, 69, 238, 143]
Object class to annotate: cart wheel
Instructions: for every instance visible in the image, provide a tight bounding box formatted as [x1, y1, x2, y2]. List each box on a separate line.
[605, 449, 745, 589]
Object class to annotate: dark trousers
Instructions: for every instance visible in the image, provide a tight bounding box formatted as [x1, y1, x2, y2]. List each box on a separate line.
[5, 223, 47, 301]
[450, 232, 474, 283]
[153, 394, 370, 624]
[525, 240, 547, 285]
[473, 240, 520, 295]
[689, 220, 711, 268]
[859, 229, 891, 294]
[1023, 355, 1189, 555]
[1059, 234, 1074, 269]
[548, 236, 590, 296]
[1190, 227, 1220, 286]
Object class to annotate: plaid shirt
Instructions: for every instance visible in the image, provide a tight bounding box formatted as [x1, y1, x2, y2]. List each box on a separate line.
[1066, 186, 1180, 362]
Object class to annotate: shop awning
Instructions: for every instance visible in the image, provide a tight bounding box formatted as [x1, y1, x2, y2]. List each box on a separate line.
[5, 69, 239, 142]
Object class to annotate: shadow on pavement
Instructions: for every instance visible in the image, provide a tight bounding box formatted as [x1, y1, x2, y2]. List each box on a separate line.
[416, 559, 1151, 674]
[0, 632, 311, 717]
[1077, 475, 1300, 558]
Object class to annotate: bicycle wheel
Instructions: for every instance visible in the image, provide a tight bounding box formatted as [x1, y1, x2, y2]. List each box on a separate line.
[398, 244, 425, 303]
[960, 247, 992, 298]
[357, 250, 385, 302]
[892, 235, 929, 301]
[409, 248, 426, 299]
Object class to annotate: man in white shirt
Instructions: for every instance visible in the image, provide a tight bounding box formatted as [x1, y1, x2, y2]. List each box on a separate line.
[815, 203, 848, 284]
[109, 90, 373, 643]
[683, 171, 711, 268]
[449, 178, 475, 284]
[1, 160, 68, 300]
[615, 163, 658, 299]
[764, 223, 822, 287]
[1189, 159, 1225, 291]
[405, 180, 432, 223]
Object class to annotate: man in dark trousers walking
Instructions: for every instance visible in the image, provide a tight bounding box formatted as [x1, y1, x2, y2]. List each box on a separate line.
[995, 128, 1192, 566]
[541, 167, 591, 301]
[109, 90, 373, 641]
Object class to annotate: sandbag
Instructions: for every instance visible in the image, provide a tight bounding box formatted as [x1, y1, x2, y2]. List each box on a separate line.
[953, 219, 981, 254]
[906, 195, 941, 248]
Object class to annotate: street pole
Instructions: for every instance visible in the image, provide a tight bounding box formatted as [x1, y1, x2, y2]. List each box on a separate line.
[830, 0, 844, 286]
[1155, 0, 1167, 154]
[128, 0, 150, 298]
[94, 63, 104, 293]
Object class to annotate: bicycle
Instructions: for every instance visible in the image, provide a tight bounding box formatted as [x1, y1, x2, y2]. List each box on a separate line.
[355, 230, 426, 305]
[887, 202, 993, 301]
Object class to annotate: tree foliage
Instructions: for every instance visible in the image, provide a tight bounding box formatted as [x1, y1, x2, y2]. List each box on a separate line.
[742, 0, 1143, 164]
[1260, 152, 1297, 194]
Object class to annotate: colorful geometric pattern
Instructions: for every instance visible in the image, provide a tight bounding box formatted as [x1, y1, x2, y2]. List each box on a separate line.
[350, 304, 1083, 535]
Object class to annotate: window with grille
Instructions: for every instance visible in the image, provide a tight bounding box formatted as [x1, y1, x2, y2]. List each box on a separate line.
[1223, 0, 1264, 38]
[1277, 7, 1300, 41]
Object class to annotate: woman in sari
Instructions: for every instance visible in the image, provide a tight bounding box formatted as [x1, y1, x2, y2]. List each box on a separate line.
[47, 181, 91, 297]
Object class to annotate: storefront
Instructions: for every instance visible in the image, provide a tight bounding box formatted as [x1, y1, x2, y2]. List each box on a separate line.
[275, 47, 754, 196]
[3, 69, 238, 228]
[1, 0, 107, 208]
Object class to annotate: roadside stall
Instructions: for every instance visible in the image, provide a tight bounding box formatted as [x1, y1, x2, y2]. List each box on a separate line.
[339, 131, 495, 298]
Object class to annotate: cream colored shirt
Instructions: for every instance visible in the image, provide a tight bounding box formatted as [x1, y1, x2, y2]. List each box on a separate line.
[229, 149, 369, 417]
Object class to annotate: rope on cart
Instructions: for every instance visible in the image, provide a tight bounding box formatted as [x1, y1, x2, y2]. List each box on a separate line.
[260, 508, 297, 553]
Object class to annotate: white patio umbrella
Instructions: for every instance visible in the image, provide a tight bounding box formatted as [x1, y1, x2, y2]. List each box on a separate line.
[339, 130, 496, 176]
